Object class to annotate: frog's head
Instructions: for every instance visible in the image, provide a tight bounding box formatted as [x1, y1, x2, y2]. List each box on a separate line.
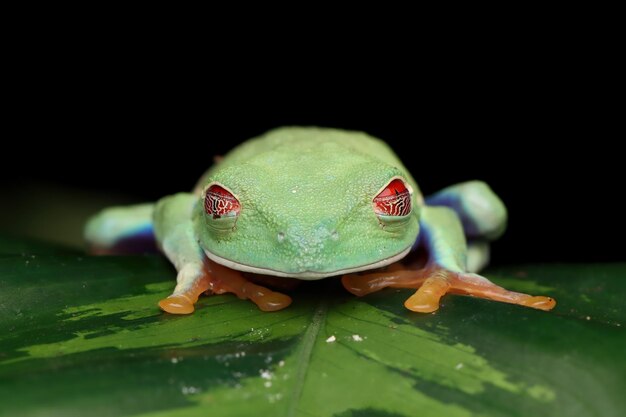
[194, 141, 420, 280]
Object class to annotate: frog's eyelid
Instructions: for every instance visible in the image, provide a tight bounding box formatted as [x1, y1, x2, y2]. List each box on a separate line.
[372, 176, 413, 198]
[202, 182, 239, 198]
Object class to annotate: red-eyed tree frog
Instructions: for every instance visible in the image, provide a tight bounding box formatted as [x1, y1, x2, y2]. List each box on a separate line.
[85, 127, 556, 314]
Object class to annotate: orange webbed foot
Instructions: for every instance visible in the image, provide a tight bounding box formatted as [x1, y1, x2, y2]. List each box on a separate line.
[446, 271, 556, 311]
[209, 260, 292, 312]
[159, 260, 293, 314]
[343, 264, 556, 313]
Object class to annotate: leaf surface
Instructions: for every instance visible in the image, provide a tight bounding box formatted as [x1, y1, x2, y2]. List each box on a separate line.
[0, 237, 624, 417]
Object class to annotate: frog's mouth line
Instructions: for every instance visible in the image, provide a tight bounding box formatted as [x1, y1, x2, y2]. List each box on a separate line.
[202, 246, 412, 280]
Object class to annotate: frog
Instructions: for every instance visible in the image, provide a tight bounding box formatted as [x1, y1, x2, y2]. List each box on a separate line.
[85, 127, 556, 314]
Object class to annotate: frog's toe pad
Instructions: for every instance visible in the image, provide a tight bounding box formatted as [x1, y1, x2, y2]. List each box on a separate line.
[255, 292, 293, 312]
[403, 274, 450, 313]
[518, 296, 556, 311]
[341, 274, 374, 296]
[404, 294, 440, 313]
[159, 295, 195, 315]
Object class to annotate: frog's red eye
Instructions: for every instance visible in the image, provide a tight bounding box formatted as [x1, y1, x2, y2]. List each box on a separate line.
[204, 185, 241, 219]
[373, 179, 412, 217]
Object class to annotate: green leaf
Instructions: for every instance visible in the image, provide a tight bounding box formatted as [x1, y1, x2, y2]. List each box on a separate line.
[0, 238, 624, 417]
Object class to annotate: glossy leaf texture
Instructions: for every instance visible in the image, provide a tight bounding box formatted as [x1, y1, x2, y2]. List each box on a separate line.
[0, 236, 624, 417]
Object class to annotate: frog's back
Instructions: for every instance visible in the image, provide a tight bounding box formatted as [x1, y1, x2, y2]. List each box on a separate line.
[222, 127, 402, 168]
[199, 127, 418, 195]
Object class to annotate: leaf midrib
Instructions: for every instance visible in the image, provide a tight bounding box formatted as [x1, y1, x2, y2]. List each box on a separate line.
[286, 299, 328, 417]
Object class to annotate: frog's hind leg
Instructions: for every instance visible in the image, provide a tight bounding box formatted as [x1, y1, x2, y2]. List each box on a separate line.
[426, 181, 507, 241]
[426, 181, 507, 272]
[84, 203, 157, 254]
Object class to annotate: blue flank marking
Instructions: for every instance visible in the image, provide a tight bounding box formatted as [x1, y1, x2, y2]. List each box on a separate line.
[111, 224, 157, 253]
[119, 224, 154, 241]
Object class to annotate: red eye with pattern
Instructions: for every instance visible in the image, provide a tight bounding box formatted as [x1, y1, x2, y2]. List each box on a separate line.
[204, 185, 241, 219]
[373, 179, 412, 217]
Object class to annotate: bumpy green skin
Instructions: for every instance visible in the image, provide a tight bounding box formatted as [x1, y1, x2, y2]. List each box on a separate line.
[194, 127, 421, 276]
[86, 127, 507, 290]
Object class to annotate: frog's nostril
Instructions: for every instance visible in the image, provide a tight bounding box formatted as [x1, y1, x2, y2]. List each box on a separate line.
[331, 230, 339, 241]
[277, 232, 285, 243]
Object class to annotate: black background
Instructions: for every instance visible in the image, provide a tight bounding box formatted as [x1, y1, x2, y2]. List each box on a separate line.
[2, 43, 622, 264]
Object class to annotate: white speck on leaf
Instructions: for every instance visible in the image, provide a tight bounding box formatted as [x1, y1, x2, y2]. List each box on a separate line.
[326, 335, 336, 343]
[278, 360, 285, 367]
[352, 334, 363, 342]
[181, 386, 199, 395]
[268, 393, 283, 403]
[586, 316, 591, 320]
[260, 370, 273, 380]
[455, 363, 464, 370]
[264, 381, 272, 388]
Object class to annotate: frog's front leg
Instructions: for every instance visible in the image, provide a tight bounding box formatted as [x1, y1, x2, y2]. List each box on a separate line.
[343, 206, 556, 313]
[154, 194, 292, 314]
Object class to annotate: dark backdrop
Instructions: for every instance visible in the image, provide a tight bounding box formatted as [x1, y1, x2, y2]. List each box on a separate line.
[2, 67, 622, 264]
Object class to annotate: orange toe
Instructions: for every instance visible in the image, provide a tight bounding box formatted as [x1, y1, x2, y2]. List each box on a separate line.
[519, 296, 557, 311]
[254, 292, 292, 312]
[159, 295, 195, 315]
[403, 275, 450, 313]
[404, 292, 440, 313]
[341, 274, 371, 296]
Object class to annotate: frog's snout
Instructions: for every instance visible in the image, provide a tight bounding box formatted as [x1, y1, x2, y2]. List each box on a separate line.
[277, 225, 339, 259]
[276, 229, 339, 244]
